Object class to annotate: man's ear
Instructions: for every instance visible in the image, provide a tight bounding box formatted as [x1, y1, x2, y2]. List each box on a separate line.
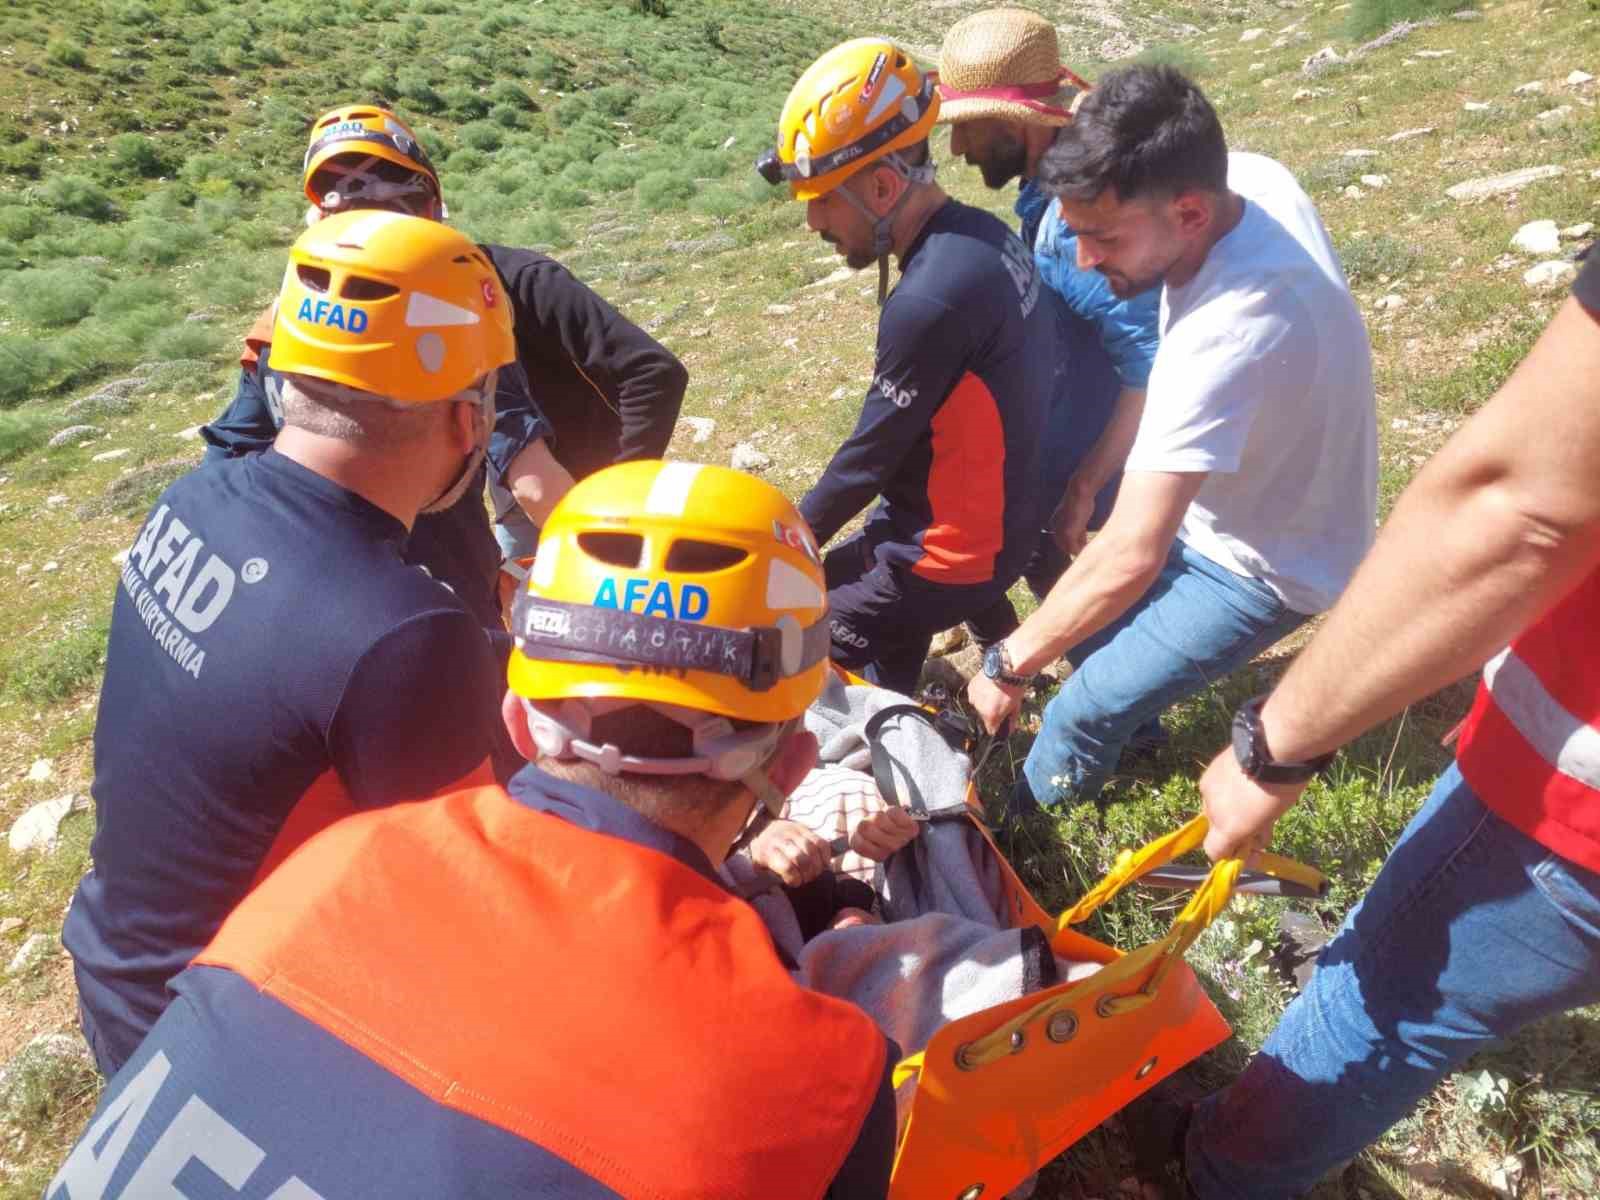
[764, 727, 819, 799]
[501, 689, 538, 761]
[1170, 189, 1214, 237]
[868, 163, 906, 214]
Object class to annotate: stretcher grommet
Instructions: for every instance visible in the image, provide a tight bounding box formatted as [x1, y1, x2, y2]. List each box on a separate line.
[1046, 1011, 1078, 1043]
[1096, 994, 1121, 1018]
[1135, 1056, 1159, 1079]
[957, 1185, 985, 1200]
[1009, 1030, 1026, 1054]
[955, 1043, 978, 1071]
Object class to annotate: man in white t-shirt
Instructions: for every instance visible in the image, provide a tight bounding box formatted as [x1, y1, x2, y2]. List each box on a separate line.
[966, 64, 1376, 812]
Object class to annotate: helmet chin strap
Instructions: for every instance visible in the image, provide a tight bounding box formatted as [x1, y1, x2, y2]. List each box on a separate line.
[420, 382, 495, 515]
[835, 152, 936, 305]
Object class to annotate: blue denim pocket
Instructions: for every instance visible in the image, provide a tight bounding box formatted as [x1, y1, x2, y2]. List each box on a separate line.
[1531, 852, 1600, 942]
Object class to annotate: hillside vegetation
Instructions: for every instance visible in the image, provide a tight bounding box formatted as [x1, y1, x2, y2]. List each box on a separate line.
[3, 1, 1600, 1197]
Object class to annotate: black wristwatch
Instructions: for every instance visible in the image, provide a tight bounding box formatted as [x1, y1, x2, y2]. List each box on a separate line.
[981, 641, 1032, 689]
[1231, 695, 1335, 783]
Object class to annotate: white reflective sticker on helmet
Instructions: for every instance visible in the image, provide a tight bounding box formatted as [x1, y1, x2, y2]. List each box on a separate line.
[406, 291, 481, 328]
[415, 331, 445, 373]
[644, 462, 702, 516]
[865, 74, 907, 125]
[766, 558, 823, 610]
[315, 208, 405, 251]
[531, 540, 559, 589]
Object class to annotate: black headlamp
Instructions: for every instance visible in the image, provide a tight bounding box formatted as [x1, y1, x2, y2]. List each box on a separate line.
[754, 148, 785, 187]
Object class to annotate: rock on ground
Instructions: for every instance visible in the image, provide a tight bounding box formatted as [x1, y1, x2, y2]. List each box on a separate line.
[1445, 165, 1565, 202]
[1301, 46, 1341, 76]
[5, 932, 54, 977]
[8, 794, 88, 854]
[730, 442, 772, 472]
[1525, 261, 1579, 289]
[679, 416, 716, 444]
[1510, 220, 1561, 256]
[47, 425, 101, 448]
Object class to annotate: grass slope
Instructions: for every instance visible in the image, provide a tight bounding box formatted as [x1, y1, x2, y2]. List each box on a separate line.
[2, 0, 1599, 1196]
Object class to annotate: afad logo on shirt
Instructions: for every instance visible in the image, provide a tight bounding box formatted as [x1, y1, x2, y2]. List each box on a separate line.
[296, 296, 369, 333]
[873, 371, 918, 410]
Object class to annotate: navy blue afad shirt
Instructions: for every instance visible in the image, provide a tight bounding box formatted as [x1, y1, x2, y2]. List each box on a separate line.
[51, 770, 899, 1200]
[202, 343, 547, 635]
[799, 200, 1054, 586]
[62, 450, 501, 1074]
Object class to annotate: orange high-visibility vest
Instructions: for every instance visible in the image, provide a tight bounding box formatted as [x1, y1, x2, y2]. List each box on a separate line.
[198, 783, 888, 1200]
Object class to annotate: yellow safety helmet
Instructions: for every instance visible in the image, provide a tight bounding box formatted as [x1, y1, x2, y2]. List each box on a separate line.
[302, 104, 443, 217]
[270, 210, 514, 404]
[508, 461, 831, 734]
[756, 37, 940, 202]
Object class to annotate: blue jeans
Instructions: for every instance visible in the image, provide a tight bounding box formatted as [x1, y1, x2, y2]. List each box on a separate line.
[1019, 540, 1306, 807]
[488, 476, 540, 560]
[1187, 765, 1600, 1199]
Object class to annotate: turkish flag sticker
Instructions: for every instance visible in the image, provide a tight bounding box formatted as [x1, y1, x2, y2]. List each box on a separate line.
[481, 279, 497, 308]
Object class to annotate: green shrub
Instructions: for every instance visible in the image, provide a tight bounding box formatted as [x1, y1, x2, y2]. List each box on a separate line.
[118, 1, 159, 24]
[359, 65, 396, 98]
[489, 80, 535, 110]
[108, 132, 173, 179]
[396, 69, 444, 113]
[93, 276, 179, 317]
[542, 180, 590, 210]
[442, 146, 488, 174]
[0, 237, 20, 270]
[459, 120, 503, 152]
[590, 85, 635, 119]
[637, 169, 695, 211]
[1346, 0, 1474, 40]
[0, 137, 49, 179]
[0, 407, 54, 462]
[592, 160, 640, 193]
[1, 267, 102, 327]
[444, 86, 490, 120]
[0, 203, 47, 241]
[178, 151, 262, 194]
[0, 335, 56, 407]
[46, 37, 89, 68]
[1336, 234, 1421, 285]
[120, 216, 205, 266]
[145, 320, 225, 362]
[36, 174, 117, 220]
[489, 103, 524, 129]
[3, 618, 110, 704]
[690, 186, 745, 222]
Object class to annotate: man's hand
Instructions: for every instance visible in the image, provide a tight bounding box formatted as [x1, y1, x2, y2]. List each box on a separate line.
[967, 670, 1025, 736]
[1198, 747, 1310, 862]
[850, 806, 920, 861]
[1050, 477, 1097, 557]
[750, 818, 832, 887]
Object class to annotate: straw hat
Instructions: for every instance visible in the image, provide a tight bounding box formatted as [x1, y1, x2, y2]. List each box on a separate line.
[936, 8, 1088, 128]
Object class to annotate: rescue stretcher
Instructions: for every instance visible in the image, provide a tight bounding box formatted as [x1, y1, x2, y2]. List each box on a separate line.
[847, 680, 1328, 1199]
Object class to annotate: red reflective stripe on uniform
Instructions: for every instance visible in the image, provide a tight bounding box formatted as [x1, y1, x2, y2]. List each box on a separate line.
[250, 757, 494, 887]
[1458, 684, 1600, 876]
[914, 371, 1006, 584]
[198, 786, 885, 1200]
[239, 304, 277, 370]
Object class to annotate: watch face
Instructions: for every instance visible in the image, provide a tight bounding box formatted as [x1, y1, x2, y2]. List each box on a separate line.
[979, 644, 997, 681]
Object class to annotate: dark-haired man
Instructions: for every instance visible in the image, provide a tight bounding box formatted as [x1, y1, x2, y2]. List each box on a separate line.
[966, 65, 1377, 813]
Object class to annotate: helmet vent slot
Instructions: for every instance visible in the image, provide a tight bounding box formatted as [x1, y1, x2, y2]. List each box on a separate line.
[296, 265, 332, 293]
[664, 540, 748, 573]
[577, 532, 645, 568]
[342, 276, 399, 301]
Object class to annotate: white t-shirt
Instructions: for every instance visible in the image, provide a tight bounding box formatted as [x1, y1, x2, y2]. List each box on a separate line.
[1125, 152, 1377, 614]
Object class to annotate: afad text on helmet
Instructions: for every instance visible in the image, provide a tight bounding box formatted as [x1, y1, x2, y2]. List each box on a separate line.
[594, 576, 711, 623]
[297, 296, 369, 334]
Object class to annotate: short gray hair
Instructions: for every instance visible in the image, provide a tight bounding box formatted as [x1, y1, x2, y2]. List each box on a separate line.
[278, 374, 440, 449]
